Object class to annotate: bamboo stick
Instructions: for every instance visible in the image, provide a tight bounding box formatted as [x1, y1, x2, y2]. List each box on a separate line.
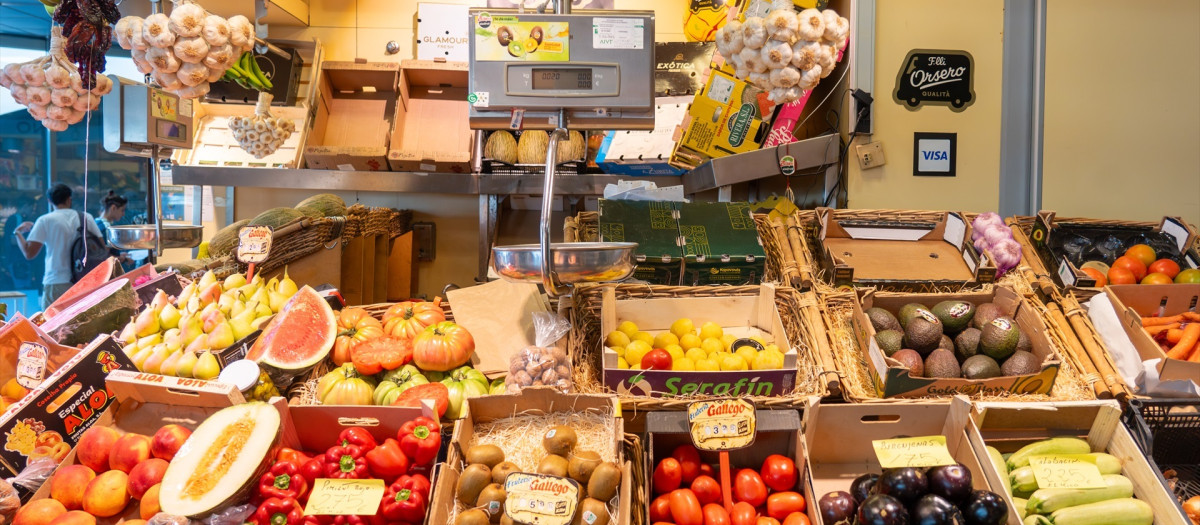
[785, 216, 812, 287]
[1049, 297, 1132, 400]
[771, 217, 800, 286]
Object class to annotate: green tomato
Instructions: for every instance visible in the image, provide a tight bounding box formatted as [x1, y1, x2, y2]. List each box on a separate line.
[489, 377, 507, 395]
[374, 365, 429, 405]
[441, 366, 490, 419]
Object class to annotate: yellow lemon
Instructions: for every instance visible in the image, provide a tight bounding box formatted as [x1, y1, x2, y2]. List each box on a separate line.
[721, 333, 738, 351]
[695, 358, 720, 371]
[699, 322, 724, 341]
[679, 333, 702, 350]
[700, 337, 724, 355]
[752, 348, 785, 370]
[666, 345, 685, 361]
[685, 348, 708, 362]
[606, 330, 631, 348]
[612, 346, 626, 358]
[617, 321, 639, 339]
[719, 354, 748, 371]
[672, 357, 696, 371]
[713, 351, 733, 363]
[617, 357, 630, 369]
[634, 332, 655, 345]
[653, 332, 680, 349]
[765, 344, 780, 354]
[734, 346, 758, 365]
[625, 340, 651, 367]
[670, 318, 695, 338]
[751, 336, 769, 347]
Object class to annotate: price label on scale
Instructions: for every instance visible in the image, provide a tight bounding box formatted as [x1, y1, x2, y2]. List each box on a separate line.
[687, 399, 756, 451]
[504, 473, 581, 525]
[871, 436, 957, 468]
[236, 225, 273, 264]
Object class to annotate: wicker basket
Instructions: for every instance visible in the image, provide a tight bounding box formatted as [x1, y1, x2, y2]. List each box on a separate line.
[567, 283, 835, 411]
[624, 432, 647, 525]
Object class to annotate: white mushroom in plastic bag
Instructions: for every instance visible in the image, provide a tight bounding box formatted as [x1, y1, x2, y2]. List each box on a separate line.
[228, 92, 295, 159]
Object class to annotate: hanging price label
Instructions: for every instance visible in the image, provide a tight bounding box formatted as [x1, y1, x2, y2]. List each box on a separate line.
[1028, 455, 1106, 489]
[236, 225, 273, 264]
[504, 473, 581, 525]
[871, 436, 957, 468]
[16, 342, 48, 389]
[304, 478, 386, 516]
[687, 399, 756, 451]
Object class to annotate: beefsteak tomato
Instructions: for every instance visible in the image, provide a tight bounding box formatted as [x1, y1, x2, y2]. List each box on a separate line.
[350, 336, 412, 376]
[412, 321, 475, 372]
[316, 363, 376, 405]
[333, 308, 384, 366]
[382, 299, 446, 341]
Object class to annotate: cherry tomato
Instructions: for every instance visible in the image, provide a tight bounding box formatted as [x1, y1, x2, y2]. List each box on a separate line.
[766, 492, 807, 521]
[691, 475, 722, 505]
[699, 463, 715, 478]
[672, 444, 703, 483]
[654, 458, 683, 494]
[733, 469, 768, 507]
[756, 518, 780, 525]
[760, 455, 797, 492]
[782, 512, 811, 525]
[730, 501, 758, 525]
[650, 495, 673, 523]
[669, 489, 704, 525]
[703, 503, 731, 525]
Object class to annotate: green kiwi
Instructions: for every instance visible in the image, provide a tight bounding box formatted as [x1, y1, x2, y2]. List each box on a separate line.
[476, 483, 508, 523]
[543, 425, 578, 456]
[457, 463, 492, 505]
[492, 461, 521, 484]
[587, 461, 621, 501]
[575, 498, 610, 525]
[568, 450, 603, 484]
[466, 444, 506, 468]
[538, 454, 570, 477]
[457, 509, 491, 525]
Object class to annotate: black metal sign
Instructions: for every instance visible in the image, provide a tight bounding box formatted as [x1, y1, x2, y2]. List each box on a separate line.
[894, 49, 975, 112]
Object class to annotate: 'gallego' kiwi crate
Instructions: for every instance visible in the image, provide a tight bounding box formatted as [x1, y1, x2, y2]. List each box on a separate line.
[848, 286, 1063, 399]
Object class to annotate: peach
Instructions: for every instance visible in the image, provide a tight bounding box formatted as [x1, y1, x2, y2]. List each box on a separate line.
[149, 424, 192, 461]
[13, 498, 67, 525]
[82, 470, 130, 518]
[47, 511, 96, 525]
[49, 465, 96, 510]
[127, 458, 168, 500]
[124, 521, 147, 525]
[109, 434, 152, 473]
[139, 484, 161, 520]
[76, 426, 120, 473]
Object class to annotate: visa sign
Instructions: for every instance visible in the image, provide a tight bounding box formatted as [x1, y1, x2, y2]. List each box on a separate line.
[914, 133, 955, 176]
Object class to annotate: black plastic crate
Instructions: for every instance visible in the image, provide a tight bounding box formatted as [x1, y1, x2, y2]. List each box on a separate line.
[1124, 398, 1200, 502]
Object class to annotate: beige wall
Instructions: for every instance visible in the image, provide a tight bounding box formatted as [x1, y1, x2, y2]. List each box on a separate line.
[1042, 0, 1200, 225]
[845, 0, 1005, 212]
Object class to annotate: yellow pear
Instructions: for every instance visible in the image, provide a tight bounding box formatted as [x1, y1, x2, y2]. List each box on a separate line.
[193, 351, 221, 380]
[251, 315, 273, 330]
[230, 295, 247, 318]
[177, 281, 197, 305]
[180, 316, 205, 346]
[134, 308, 161, 338]
[137, 331, 162, 349]
[277, 267, 298, 298]
[185, 333, 210, 354]
[207, 321, 236, 349]
[119, 322, 137, 344]
[250, 286, 270, 306]
[163, 328, 183, 352]
[201, 309, 226, 333]
[132, 347, 154, 370]
[198, 270, 217, 289]
[266, 276, 279, 292]
[159, 303, 181, 330]
[217, 291, 237, 316]
[268, 289, 290, 313]
[142, 346, 170, 374]
[230, 309, 257, 340]
[185, 295, 202, 314]
[149, 290, 171, 313]
[121, 342, 138, 358]
[253, 301, 273, 318]
[176, 350, 199, 378]
[223, 273, 247, 291]
[198, 282, 223, 306]
[159, 351, 182, 377]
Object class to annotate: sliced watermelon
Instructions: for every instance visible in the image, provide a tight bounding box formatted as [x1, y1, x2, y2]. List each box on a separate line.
[246, 285, 336, 372]
[44, 257, 120, 319]
[41, 278, 136, 347]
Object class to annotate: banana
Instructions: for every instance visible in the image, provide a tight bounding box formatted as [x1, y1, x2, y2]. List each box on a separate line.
[1026, 475, 1134, 515]
[247, 55, 273, 90]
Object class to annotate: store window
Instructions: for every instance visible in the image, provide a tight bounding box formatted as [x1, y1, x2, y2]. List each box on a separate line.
[0, 48, 149, 319]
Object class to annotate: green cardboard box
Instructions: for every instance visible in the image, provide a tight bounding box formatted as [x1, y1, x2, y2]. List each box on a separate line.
[598, 200, 683, 285]
[678, 202, 765, 285]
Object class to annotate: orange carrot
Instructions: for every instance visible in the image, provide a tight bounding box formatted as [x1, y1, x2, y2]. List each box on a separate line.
[1166, 328, 1185, 344]
[1143, 315, 1184, 326]
[1145, 323, 1180, 335]
[1183, 312, 1200, 322]
[1189, 344, 1200, 362]
[1166, 323, 1200, 360]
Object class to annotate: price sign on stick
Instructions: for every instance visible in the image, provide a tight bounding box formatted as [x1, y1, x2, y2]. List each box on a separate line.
[1028, 455, 1106, 489]
[871, 436, 957, 468]
[304, 478, 386, 515]
[504, 473, 581, 525]
[237, 225, 272, 279]
[687, 399, 757, 451]
[16, 342, 48, 389]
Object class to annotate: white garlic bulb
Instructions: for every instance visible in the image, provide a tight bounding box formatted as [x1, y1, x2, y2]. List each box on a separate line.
[764, 9, 799, 43]
[748, 71, 770, 89]
[46, 105, 72, 121]
[2, 64, 23, 84]
[143, 14, 176, 49]
[10, 84, 27, 104]
[175, 82, 211, 99]
[115, 16, 142, 49]
[146, 46, 182, 74]
[790, 40, 821, 69]
[0, 70, 11, 89]
[50, 87, 78, 107]
[71, 92, 96, 112]
[69, 71, 86, 94]
[28, 103, 49, 120]
[203, 43, 235, 70]
[131, 49, 154, 74]
[41, 118, 68, 132]
[201, 14, 231, 47]
[206, 66, 224, 82]
[177, 61, 209, 87]
[714, 19, 744, 57]
[738, 46, 767, 73]
[65, 108, 86, 125]
[796, 9, 825, 41]
[20, 64, 46, 86]
[822, 10, 849, 43]
[798, 64, 822, 90]
[769, 66, 800, 88]
[228, 15, 254, 51]
[89, 74, 112, 96]
[816, 44, 837, 76]
[741, 17, 768, 49]
[153, 70, 184, 91]
[174, 36, 210, 64]
[761, 40, 793, 69]
[25, 86, 51, 106]
[168, 2, 206, 38]
[45, 64, 72, 90]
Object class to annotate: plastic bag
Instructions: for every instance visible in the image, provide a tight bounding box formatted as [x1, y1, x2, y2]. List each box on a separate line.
[5, 457, 57, 497]
[0, 480, 18, 525]
[197, 502, 256, 525]
[507, 312, 573, 393]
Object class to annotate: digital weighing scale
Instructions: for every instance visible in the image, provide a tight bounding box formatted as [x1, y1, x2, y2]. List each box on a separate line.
[472, 2, 656, 296]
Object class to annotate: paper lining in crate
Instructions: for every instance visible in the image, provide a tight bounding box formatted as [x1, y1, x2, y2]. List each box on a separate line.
[172, 38, 325, 169]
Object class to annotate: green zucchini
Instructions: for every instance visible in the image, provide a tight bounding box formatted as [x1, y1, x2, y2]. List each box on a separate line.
[1026, 475, 1134, 514]
[1012, 466, 1039, 493]
[1045, 498, 1152, 525]
[986, 445, 1012, 496]
[1009, 438, 1092, 470]
[1013, 497, 1028, 520]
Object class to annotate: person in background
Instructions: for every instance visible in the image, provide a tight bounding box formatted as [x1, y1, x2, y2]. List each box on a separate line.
[13, 184, 103, 309]
[3, 197, 43, 290]
[96, 191, 132, 272]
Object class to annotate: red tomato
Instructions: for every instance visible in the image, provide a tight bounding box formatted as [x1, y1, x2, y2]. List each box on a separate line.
[703, 504, 732, 525]
[1125, 244, 1156, 267]
[782, 512, 811, 525]
[699, 464, 715, 478]
[760, 454, 797, 492]
[672, 445, 703, 483]
[654, 458, 683, 494]
[766, 493, 806, 521]
[669, 489, 704, 525]
[643, 349, 674, 370]
[733, 469, 768, 507]
[691, 475, 722, 505]
[1080, 267, 1107, 287]
[1148, 259, 1181, 279]
[730, 502, 758, 525]
[650, 496, 673, 523]
[1108, 267, 1137, 285]
[756, 519, 780, 525]
[1113, 256, 1147, 281]
[1142, 272, 1173, 285]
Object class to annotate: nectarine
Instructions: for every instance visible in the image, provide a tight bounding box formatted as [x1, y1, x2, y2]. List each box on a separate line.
[139, 484, 161, 520]
[82, 470, 130, 518]
[13, 498, 67, 525]
[127, 458, 168, 500]
[109, 434, 152, 474]
[76, 427, 120, 473]
[46, 510, 96, 525]
[149, 425, 192, 461]
[49, 464, 96, 510]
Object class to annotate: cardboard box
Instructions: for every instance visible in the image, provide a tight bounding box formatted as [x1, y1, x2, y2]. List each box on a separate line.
[304, 60, 400, 171]
[671, 68, 771, 170]
[816, 208, 997, 290]
[849, 286, 1061, 398]
[277, 402, 431, 453]
[0, 316, 79, 395]
[654, 42, 715, 97]
[430, 389, 630, 525]
[1104, 284, 1200, 389]
[804, 399, 1014, 525]
[601, 284, 797, 398]
[1029, 212, 1199, 290]
[678, 201, 766, 286]
[415, 3, 470, 61]
[598, 200, 684, 286]
[387, 60, 475, 173]
[967, 401, 1187, 525]
[596, 98, 690, 177]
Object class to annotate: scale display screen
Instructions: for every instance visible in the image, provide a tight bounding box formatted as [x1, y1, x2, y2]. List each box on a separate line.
[531, 68, 593, 90]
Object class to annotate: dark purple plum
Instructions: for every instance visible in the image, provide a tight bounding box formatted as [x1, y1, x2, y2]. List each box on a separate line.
[856, 494, 909, 525]
[874, 467, 929, 506]
[927, 464, 973, 503]
[819, 491, 857, 525]
[850, 473, 880, 504]
[961, 490, 1007, 525]
[912, 494, 965, 525]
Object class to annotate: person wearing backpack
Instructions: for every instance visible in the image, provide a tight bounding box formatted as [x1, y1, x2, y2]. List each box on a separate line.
[13, 184, 105, 309]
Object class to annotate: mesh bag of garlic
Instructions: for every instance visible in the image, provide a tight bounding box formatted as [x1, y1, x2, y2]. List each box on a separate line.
[114, 0, 256, 99]
[228, 92, 296, 159]
[713, 6, 849, 105]
[0, 27, 111, 132]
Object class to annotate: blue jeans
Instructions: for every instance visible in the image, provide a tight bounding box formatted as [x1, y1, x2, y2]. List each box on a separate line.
[41, 282, 72, 310]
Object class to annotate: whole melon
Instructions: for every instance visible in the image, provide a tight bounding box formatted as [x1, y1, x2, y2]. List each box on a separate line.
[294, 193, 347, 218]
[248, 207, 304, 229]
[555, 130, 586, 163]
[517, 130, 549, 164]
[484, 131, 518, 164]
[208, 219, 250, 258]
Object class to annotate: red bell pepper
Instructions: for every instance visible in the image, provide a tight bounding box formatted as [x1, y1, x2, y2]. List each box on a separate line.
[398, 417, 440, 467]
[249, 497, 317, 525]
[395, 473, 431, 499]
[380, 476, 429, 523]
[301, 458, 325, 485]
[258, 461, 309, 501]
[316, 515, 384, 525]
[276, 447, 313, 468]
[364, 438, 410, 482]
[338, 427, 377, 453]
[322, 444, 369, 479]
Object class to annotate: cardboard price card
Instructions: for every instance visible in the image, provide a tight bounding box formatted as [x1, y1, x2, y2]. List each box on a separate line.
[236, 225, 273, 264]
[504, 473, 581, 525]
[687, 399, 756, 451]
[16, 342, 48, 389]
[871, 436, 957, 468]
[304, 479, 386, 515]
[1028, 455, 1106, 489]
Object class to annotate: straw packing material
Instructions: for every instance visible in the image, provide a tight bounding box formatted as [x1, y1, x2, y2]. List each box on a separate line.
[468, 408, 618, 472]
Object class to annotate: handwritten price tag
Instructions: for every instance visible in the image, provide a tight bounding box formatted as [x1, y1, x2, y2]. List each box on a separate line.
[236, 225, 273, 264]
[16, 342, 48, 389]
[687, 399, 756, 451]
[504, 473, 581, 525]
[872, 436, 957, 468]
[304, 479, 386, 516]
[1028, 455, 1106, 489]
